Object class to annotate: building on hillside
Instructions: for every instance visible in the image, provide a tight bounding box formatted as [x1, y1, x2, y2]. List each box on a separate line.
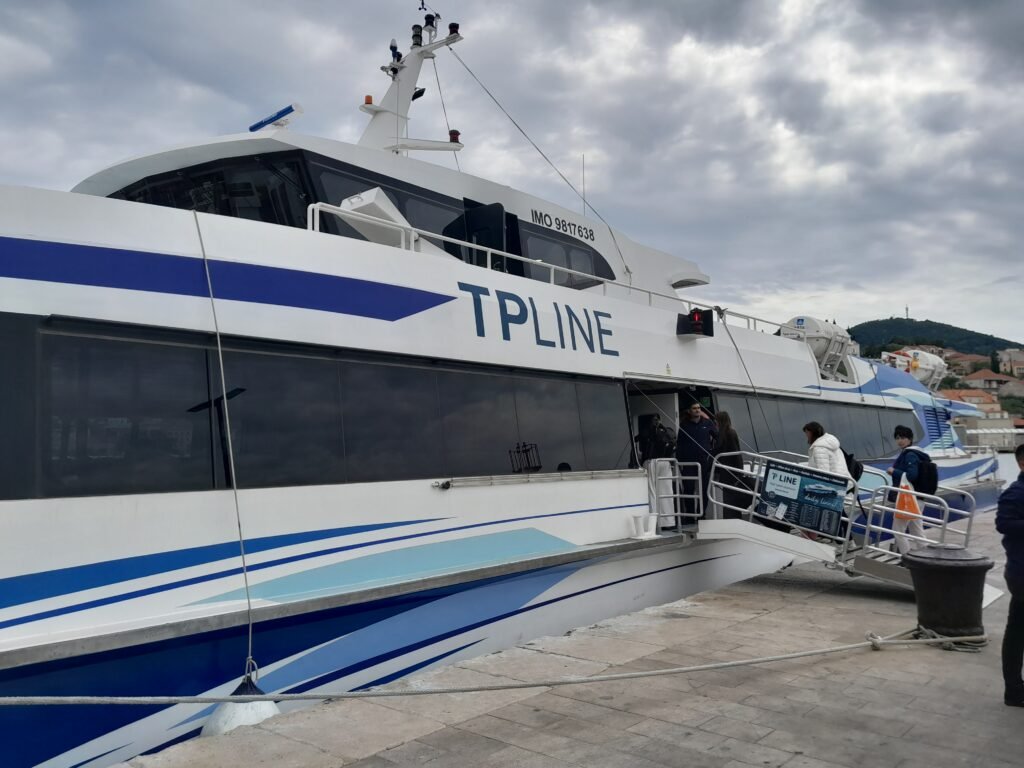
[946, 352, 990, 375]
[964, 368, 1017, 392]
[998, 349, 1024, 378]
[943, 387, 1018, 451]
[1001, 380, 1024, 402]
[910, 345, 946, 357]
[940, 388, 1003, 416]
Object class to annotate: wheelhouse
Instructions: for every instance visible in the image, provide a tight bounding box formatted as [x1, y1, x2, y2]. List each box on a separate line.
[109, 149, 616, 290]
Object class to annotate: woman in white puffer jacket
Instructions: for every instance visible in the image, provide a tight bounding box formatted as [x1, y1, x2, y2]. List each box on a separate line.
[803, 421, 852, 479]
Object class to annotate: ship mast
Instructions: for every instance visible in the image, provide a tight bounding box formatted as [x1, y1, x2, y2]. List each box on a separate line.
[358, 14, 464, 155]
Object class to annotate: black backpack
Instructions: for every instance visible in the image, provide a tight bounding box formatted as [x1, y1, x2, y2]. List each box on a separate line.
[910, 449, 938, 495]
[841, 448, 864, 481]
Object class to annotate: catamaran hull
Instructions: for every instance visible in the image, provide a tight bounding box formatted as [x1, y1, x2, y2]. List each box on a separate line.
[1, 538, 791, 768]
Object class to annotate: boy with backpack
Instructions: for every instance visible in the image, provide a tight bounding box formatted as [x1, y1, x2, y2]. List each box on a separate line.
[886, 424, 937, 554]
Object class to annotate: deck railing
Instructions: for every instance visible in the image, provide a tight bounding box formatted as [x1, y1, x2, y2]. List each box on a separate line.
[306, 201, 786, 333]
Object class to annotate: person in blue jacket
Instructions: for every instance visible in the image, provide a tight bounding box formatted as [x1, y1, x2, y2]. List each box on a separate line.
[886, 425, 929, 554]
[997, 443, 1024, 707]
[676, 400, 717, 516]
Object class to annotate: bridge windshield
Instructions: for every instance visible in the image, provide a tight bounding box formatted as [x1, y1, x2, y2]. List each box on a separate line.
[110, 150, 616, 289]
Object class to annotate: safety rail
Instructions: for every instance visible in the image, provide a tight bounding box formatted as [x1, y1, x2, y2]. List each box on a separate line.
[855, 485, 970, 558]
[306, 201, 786, 332]
[646, 458, 704, 533]
[706, 450, 978, 578]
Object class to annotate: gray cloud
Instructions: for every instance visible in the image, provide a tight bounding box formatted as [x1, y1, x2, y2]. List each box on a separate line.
[0, 0, 1020, 340]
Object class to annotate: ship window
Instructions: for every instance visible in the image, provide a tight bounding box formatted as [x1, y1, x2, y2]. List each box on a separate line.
[712, 391, 924, 462]
[219, 351, 345, 488]
[111, 153, 311, 228]
[41, 335, 214, 496]
[438, 370, 520, 476]
[578, 380, 633, 470]
[520, 227, 612, 290]
[5, 311, 635, 499]
[342, 362, 447, 483]
[513, 376, 587, 473]
[307, 157, 462, 241]
[714, 393, 757, 453]
[0, 314, 37, 499]
[775, 399, 811, 454]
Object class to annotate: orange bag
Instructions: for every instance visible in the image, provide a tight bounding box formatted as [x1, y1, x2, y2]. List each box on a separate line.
[894, 480, 920, 521]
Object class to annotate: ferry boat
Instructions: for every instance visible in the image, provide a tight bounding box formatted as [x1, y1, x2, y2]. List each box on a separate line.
[0, 14, 1000, 767]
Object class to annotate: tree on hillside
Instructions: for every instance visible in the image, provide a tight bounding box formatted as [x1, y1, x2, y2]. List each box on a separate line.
[1001, 396, 1024, 417]
[940, 375, 961, 389]
[971, 361, 988, 373]
[992, 351, 1001, 372]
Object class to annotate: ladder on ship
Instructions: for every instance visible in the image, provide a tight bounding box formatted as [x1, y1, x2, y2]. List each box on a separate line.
[645, 453, 977, 589]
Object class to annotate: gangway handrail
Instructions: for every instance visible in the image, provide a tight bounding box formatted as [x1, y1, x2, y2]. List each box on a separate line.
[706, 448, 978, 579]
[306, 201, 786, 331]
[646, 458, 704, 532]
[858, 484, 969, 557]
[707, 451, 856, 543]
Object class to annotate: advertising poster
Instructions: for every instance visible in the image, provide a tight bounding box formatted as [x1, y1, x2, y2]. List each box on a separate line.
[755, 459, 849, 537]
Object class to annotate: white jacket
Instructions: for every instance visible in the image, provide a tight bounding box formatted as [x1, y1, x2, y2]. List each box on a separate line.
[807, 433, 852, 479]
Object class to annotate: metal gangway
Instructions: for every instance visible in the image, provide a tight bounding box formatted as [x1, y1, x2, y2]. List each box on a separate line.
[644, 451, 977, 588]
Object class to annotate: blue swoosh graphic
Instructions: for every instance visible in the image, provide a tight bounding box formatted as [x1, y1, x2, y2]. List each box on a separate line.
[0, 503, 645, 629]
[0, 236, 455, 321]
[0, 519, 441, 610]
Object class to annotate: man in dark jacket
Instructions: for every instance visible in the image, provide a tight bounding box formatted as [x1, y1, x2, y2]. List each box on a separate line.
[997, 443, 1024, 707]
[676, 401, 717, 516]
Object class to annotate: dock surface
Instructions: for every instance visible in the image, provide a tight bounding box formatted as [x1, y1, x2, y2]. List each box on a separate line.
[125, 514, 1015, 768]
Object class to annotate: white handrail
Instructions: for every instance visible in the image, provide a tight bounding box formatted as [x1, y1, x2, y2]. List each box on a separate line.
[306, 201, 785, 332]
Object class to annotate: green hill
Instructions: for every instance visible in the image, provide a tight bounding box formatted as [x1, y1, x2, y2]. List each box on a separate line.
[849, 319, 1022, 356]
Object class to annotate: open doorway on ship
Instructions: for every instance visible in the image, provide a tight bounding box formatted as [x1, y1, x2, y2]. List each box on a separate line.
[625, 381, 716, 467]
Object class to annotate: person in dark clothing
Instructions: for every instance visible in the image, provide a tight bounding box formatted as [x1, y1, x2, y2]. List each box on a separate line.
[997, 443, 1024, 707]
[676, 401, 717, 516]
[888, 424, 925, 488]
[887, 424, 929, 554]
[636, 414, 675, 465]
[712, 411, 750, 518]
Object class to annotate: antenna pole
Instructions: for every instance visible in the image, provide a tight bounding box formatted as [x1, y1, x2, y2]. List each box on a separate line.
[581, 154, 586, 217]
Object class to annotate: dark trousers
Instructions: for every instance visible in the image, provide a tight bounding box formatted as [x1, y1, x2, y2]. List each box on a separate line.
[1004, 576, 1024, 695]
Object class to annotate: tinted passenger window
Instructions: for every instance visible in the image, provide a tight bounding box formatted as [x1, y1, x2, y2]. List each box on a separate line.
[513, 376, 586, 473]
[42, 336, 213, 496]
[746, 398, 783, 453]
[438, 370, 519, 476]
[775, 400, 810, 454]
[343, 362, 446, 482]
[715, 393, 757, 453]
[221, 351, 345, 488]
[577, 381, 633, 470]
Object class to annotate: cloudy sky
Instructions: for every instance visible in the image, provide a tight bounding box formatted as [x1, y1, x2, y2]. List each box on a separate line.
[1, 0, 1021, 341]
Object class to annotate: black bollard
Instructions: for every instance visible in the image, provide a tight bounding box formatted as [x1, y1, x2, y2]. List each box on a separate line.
[902, 544, 993, 638]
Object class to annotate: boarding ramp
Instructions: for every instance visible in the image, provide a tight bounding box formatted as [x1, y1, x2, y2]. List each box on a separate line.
[647, 451, 977, 588]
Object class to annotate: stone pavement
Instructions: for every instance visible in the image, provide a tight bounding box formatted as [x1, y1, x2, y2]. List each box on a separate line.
[126, 512, 1015, 768]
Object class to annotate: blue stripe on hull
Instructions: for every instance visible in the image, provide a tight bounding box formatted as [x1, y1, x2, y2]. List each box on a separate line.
[0, 519, 440, 611]
[0, 235, 455, 321]
[0, 552, 732, 768]
[0, 504, 645, 630]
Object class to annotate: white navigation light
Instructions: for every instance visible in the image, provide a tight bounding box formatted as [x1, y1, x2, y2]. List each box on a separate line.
[248, 103, 303, 132]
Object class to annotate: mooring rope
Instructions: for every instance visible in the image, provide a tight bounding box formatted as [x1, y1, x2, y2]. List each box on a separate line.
[0, 628, 985, 706]
[196, 213, 259, 682]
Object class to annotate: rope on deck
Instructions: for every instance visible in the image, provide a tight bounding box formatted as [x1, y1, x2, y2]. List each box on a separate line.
[0, 628, 986, 706]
